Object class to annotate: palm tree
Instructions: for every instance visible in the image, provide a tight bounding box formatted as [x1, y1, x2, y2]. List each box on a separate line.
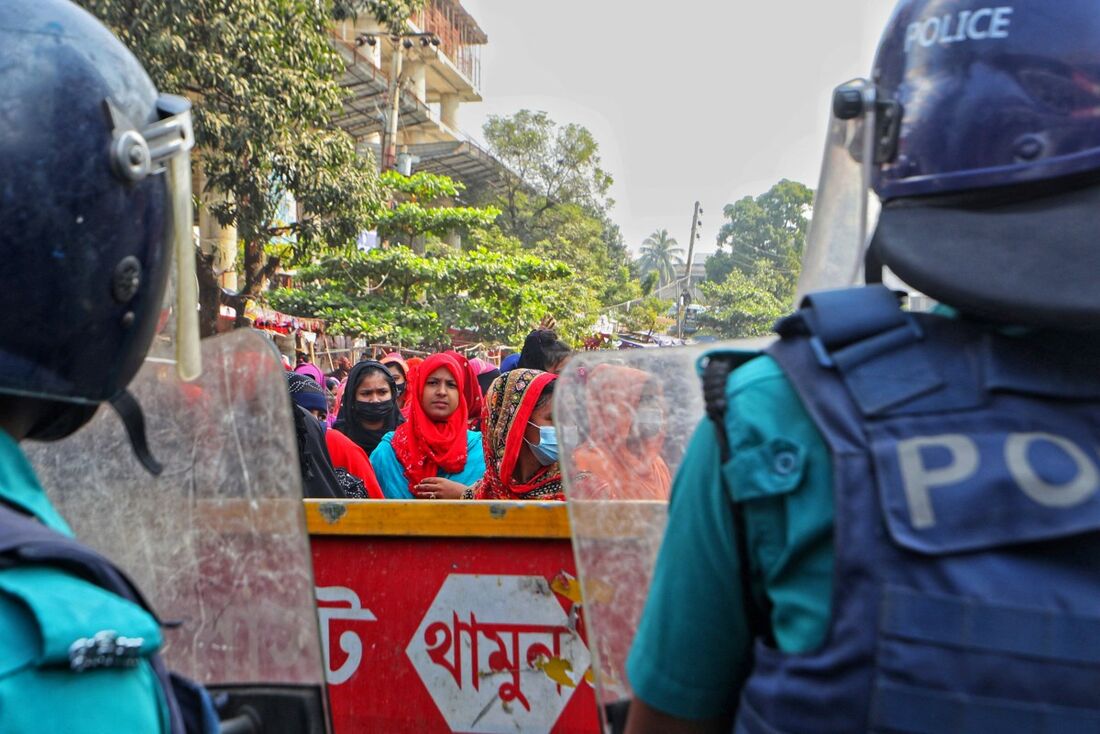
[637, 229, 685, 287]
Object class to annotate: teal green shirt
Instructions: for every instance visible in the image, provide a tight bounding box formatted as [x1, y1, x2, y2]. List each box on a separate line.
[370, 429, 487, 499]
[626, 355, 834, 720]
[0, 431, 169, 733]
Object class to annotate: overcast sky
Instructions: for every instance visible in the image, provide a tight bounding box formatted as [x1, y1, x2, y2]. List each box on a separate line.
[456, 1, 896, 256]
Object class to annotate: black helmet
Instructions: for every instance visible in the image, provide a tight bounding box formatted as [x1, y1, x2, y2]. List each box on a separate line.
[0, 0, 195, 440]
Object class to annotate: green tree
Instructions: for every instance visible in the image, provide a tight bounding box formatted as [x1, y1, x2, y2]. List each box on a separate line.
[271, 246, 573, 346]
[620, 297, 672, 335]
[697, 262, 792, 339]
[482, 110, 613, 242]
[480, 110, 636, 330]
[332, 0, 424, 29]
[710, 179, 813, 292]
[77, 0, 392, 335]
[376, 171, 500, 247]
[637, 229, 685, 287]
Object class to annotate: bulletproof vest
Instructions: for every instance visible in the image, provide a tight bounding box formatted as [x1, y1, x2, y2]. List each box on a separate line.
[0, 500, 212, 734]
[736, 285, 1100, 734]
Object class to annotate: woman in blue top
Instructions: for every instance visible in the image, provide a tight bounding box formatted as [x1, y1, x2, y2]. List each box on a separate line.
[370, 352, 486, 499]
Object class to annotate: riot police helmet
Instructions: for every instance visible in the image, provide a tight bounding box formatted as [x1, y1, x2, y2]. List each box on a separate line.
[868, 0, 1100, 327]
[0, 0, 197, 441]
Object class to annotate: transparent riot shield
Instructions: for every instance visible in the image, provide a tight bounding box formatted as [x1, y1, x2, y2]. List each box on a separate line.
[557, 346, 710, 723]
[25, 329, 327, 728]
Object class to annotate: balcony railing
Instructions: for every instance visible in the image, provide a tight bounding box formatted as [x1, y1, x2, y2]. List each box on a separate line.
[412, 0, 484, 89]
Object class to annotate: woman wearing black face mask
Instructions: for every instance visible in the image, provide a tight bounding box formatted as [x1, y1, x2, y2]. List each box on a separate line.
[332, 361, 404, 456]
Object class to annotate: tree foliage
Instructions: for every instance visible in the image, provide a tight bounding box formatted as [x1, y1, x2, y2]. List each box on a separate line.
[697, 262, 791, 339]
[76, 0, 387, 334]
[479, 110, 637, 329]
[375, 171, 500, 245]
[708, 179, 813, 294]
[620, 297, 672, 335]
[332, 0, 425, 30]
[271, 245, 573, 346]
[637, 229, 685, 287]
[694, 179, 814, 339]
[483, 110, 613, 238]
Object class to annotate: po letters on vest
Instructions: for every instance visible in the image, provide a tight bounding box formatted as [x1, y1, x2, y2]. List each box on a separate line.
[871, 425, 1100, 555]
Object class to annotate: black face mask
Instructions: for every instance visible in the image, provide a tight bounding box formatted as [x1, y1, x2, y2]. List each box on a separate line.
[354, 400, 393, 423]
[395, 383, 407, 400]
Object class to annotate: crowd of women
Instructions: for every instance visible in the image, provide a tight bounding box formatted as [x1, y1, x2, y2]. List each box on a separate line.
[284, 328, 673, 503]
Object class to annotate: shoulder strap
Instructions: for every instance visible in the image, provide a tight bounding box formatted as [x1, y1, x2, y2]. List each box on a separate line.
[702, 355, 774, 646]
[0, 501, 188, 733]
[774, 286, 957, 417]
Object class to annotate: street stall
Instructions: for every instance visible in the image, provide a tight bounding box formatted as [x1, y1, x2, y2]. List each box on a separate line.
[306, 500, 602, 733]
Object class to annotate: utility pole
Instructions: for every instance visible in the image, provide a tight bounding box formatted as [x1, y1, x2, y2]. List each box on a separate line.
[677, 200, 703, 340]
[357, 31, 439, 172]
[382, 36, 404, 171]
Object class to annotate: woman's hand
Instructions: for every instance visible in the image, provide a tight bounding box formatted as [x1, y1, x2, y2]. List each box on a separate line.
[414, 477, 468, 500]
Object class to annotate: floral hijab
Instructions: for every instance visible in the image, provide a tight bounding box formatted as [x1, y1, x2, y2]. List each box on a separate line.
[391, 353, 470, 490]
[472, 369, 564, 501]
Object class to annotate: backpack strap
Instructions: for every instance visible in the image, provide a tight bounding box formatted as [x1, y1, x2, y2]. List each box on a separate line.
[774, 286, 950, 417]
[702, 353, 775, 646]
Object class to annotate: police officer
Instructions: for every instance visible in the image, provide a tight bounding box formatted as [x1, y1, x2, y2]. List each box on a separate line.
[0, 1, 214, 731]
[626, 2, 1100, 732]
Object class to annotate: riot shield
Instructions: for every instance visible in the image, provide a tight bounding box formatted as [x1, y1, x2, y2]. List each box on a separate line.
[557, 347, 711, 723]
[25, 329, 327, 729]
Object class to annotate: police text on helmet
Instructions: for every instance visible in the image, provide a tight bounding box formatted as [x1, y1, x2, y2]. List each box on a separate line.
[904, 7, 1013, 53]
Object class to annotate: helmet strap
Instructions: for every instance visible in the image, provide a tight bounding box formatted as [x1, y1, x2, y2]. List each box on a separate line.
[109, 390, 163, 476]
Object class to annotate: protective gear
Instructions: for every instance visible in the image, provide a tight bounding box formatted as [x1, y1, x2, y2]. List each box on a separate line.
[727, 285, 1100, 733]
[354, 399, 396, 423]
[28, 330, 328, 731]
[557, 347, 708, 719]
[795, 84, 880, 300]
[0, 501, 214, 733]
[526, 423, 559, 465]
[0, 0, 198, 431]
[801, 1, 1100, 326]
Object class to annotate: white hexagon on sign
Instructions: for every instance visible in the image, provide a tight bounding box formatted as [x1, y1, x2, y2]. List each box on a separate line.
[407, 574, 591, 734]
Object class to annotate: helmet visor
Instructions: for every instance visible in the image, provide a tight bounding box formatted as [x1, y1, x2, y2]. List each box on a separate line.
[795, 79, 881, 301]
[147, 96, 201, 382]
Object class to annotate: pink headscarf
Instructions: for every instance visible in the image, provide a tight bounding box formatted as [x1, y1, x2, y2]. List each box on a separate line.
[468, 357, 497, 376]
[295, 363, 325, 387]
[380, 352, 409, 380]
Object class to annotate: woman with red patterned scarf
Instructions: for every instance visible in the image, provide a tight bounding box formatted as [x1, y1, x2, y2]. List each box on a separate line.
[369, 352, 486, 499]
[467, 369, 567, 501]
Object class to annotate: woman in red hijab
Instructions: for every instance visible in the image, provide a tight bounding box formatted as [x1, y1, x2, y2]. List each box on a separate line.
[571, 364, 671, 500]
[468, 369, 566, 501]
[369, 352, 486, 499]
[443, 351, 485, 431]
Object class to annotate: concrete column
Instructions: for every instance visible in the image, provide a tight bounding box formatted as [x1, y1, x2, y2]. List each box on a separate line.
[440, 93, 460, 129]
[195, 166, 239, 291]
[407, 61, 427, 103]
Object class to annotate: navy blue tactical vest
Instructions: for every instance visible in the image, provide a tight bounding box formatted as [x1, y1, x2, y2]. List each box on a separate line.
[736, 285, 1100, 734]
[0, 501, 217, 734]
